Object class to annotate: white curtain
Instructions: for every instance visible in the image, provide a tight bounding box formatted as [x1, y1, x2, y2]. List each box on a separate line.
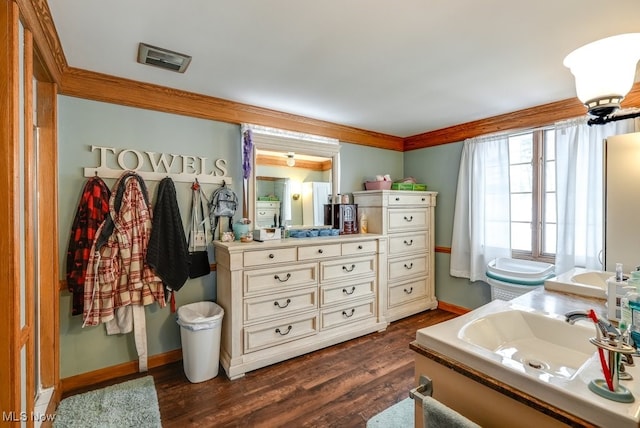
[451, 134, 512, 281]
[554, 115, 640, 276]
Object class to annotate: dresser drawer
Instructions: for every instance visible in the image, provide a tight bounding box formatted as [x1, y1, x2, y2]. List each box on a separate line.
[320, 256, 375, 283]
[244, 263, 317, 295]
[388, 253, 428, 281]
[298, 243, 341, 260]
[388, 208, 428, 233]
[388, 232, 428, 256]
[244, 247, 297, 267]
[341, 240, 377, 256]
[321, 279, 375, 306]
[388, 192, 431, 207]
[320, 298, 376, 330]
[244, 287, 317, 324]
[244, 312, 318, 353]
[388, 277, 428, 307]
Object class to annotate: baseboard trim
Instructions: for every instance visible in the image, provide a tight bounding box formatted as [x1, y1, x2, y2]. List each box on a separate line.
[437, 301, 470, 315]
[60, 348, 183, 393]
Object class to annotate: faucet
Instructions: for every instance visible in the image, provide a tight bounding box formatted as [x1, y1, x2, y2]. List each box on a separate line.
[565, 310, 620, 339]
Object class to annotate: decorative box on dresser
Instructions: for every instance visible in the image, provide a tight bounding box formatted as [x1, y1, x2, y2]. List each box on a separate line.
[214, 234, 388, 379]
[352, 190, 438, 322]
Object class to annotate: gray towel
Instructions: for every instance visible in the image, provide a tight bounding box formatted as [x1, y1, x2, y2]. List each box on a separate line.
[423, 396, 480, 428]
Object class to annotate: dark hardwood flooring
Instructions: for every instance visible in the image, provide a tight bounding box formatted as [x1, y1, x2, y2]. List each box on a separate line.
[63, 309, 457, 427]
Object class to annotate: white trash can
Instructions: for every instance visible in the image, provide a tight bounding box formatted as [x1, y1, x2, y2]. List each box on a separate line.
[177, 301, 224, 383]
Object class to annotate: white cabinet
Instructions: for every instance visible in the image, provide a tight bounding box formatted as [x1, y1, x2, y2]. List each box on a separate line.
[353, 190, 438, 322]
[255, 201, 281, 227]
[214, 234, 387, 379]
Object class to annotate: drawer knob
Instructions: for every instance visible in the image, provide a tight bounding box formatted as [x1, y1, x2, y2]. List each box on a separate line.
[274, 298, 292, 309]
[404, 239, 413, 246]
[395, 197, 400, 201]
[275, 325, 292, 336]
[318, 249, 324, 254]
[274, 273, 291, 282]
[268, 253, 275, 259]
[404, 286, 414, 294]
[342, 308, 356, 318]
[404, 262, 414, 270]
[421, 197, 426, 201]
[358, 245, 363, 250]
[343, 286, 356, 295]
[404, 215, 413, 222]
[342, 264, 356, 272]
[259, 211, 266, 215]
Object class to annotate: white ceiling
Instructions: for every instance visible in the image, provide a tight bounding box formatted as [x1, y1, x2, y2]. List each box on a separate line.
[48, 0, 640, 138]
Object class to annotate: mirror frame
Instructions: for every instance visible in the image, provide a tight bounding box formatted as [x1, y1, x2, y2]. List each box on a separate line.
[247, 132, 341, 229]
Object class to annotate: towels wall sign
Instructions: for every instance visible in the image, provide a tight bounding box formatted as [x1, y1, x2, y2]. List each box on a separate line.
[83, 145, 233, 184]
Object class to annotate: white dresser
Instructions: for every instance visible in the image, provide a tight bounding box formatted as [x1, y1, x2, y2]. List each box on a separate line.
[353, 190, 438, 322]
[214, 234, 387, 379]
[255, 201, 281, 227]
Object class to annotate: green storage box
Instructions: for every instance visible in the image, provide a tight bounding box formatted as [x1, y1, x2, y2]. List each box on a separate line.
[412, 184, 428, 191]
[391, 182, 413, 190]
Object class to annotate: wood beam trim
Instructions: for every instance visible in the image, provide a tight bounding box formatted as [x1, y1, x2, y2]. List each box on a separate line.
[60, 349, 183, 394]
[405, 83, 640, 150]
[16, 0, 66, 83]
[59, 67, 404, 151]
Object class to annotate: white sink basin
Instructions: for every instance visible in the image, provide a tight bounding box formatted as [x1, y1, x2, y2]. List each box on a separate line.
[459, 309, 594, 380]
[544, 267, 612, 299]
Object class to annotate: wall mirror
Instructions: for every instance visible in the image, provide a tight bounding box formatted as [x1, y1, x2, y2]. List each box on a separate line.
[246, 126, 341, 229]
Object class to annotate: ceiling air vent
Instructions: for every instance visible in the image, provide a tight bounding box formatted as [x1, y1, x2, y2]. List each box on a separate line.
[137, 43, 192, 73]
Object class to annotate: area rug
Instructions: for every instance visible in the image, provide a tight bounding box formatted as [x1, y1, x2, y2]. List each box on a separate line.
[53, 376, 161, 428]
[367, 397, 414, 428]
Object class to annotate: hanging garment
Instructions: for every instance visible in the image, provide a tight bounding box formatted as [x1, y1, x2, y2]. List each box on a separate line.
[83, 171, 165, 372]
[66, 176, 111, 316]
[147, 177, 190, 311]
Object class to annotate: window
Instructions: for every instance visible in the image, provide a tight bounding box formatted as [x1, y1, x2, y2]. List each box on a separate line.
[508, 129, 556, 262]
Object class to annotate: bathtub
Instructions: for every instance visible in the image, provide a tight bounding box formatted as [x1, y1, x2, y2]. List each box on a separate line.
[414, 298, 640, 427]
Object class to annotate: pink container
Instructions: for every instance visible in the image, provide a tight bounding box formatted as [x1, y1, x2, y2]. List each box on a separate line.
[364, 181, 392, 190]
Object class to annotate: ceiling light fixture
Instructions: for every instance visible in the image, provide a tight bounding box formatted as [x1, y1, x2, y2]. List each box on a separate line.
[563, 33, 640, 125]
[286, 152, 295, 167]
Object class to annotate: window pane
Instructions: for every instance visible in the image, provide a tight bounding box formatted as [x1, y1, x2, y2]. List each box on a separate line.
[545, 160, 556, 192]
[545, 192, 556, 223]
[511, 193, 532, 222]
[544, 130, 555, 161]
[509, 133, 533, 163]
[511, 222, 532, 251]
[544, 224, 556, 254]
[510, 164, 532, 192]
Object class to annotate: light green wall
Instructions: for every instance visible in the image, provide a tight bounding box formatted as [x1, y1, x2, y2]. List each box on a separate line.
[339, 142, 404, 194]
[57, 97, 404, 378]
[404, 143, 491, 310]
[57, 96, 242, 378]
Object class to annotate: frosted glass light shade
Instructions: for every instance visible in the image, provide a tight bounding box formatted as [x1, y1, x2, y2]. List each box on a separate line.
[286, 153, 295, 167]
[563, 33, 640, 116]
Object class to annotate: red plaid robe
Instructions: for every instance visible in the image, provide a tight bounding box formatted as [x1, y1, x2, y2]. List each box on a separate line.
[83, 173, 165, 326]
[66, 176, 111, 316]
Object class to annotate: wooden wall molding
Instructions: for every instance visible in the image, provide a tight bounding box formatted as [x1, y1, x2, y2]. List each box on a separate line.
[60, 349, 183, 393]
[59, 66, 404, 151]
[437, 301, 470, 316]
[17, 0, 66, 83]
[405, 82, 640, 150]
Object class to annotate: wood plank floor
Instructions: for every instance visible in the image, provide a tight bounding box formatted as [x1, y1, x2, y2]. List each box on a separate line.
[63, 309, 457, 427]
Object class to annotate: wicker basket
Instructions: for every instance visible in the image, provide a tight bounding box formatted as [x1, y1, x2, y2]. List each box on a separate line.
[364, 181, 392, 190]
[488, 278, 542, 301]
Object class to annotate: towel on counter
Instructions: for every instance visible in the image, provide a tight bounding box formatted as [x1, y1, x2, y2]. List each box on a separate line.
[423, 396, 480, 428]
